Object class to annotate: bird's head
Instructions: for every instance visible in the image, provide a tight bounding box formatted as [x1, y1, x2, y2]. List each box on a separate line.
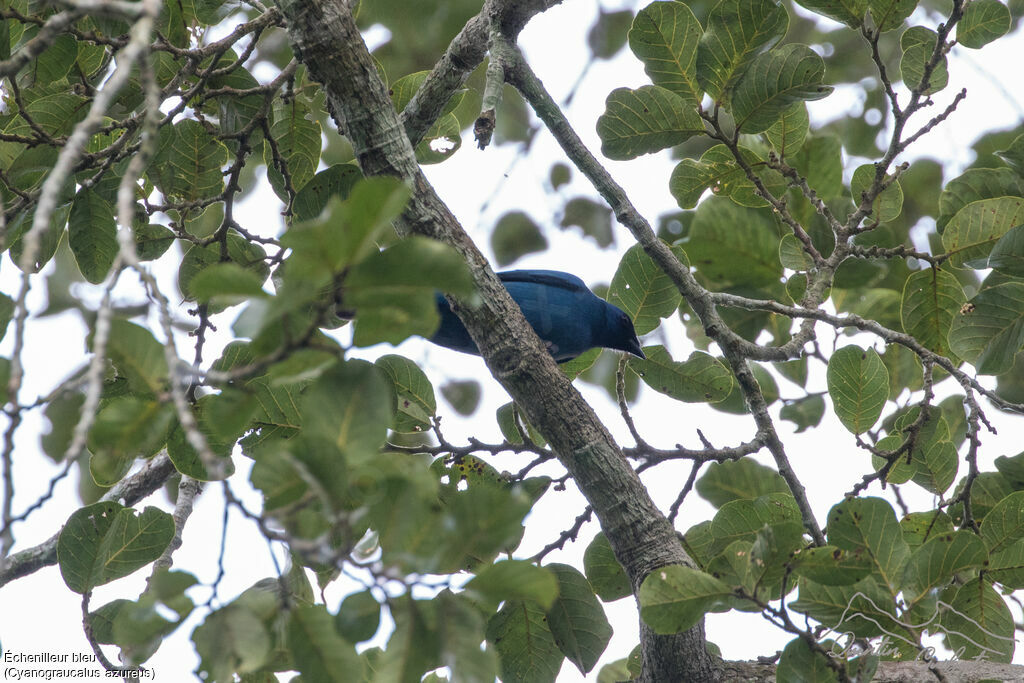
[601, 303, 645, 359]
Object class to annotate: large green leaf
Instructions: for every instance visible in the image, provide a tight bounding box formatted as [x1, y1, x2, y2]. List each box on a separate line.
[776, 637, 839, 683]
[695, 458, 788, 508]
[486, 601, 563, 683]
[792, 0, 866, 27]
[939, 578, 1014, 662]
[628, 1, 703, 101]
[266, 97, 322, 200]
[869, 0, 918, 32]
[669, 144, 787, 209]
[287, 604, 360, 682]
[545, 564, 612, 674]
[57, 502, 174, 593]
[957, 0, 1011, 49]
[983, 224, 1024, 277]
[685, 197, 782, 288]
[948, 283, 1024, 375]
[851, 163, 904, 222]
[596, 86, 703, 160]
[626, 346, 733, 403]
[937, 170, 1024, 231]
[942, 196, 1024, 267]
[826, 345, 889, 434]
[899, 27, 947, 95]
[900, 530, 986, 600]
[607, 243, 684, 334]
[68, 188, 118, 284]
[980, 490, 1024, 553]
[103, 319, 169, 396]
[789, 546, 873, 586]
[708, 492, 802, 555]
[696, 0, 789, 102]
[583, 533, 631, 602]
[899, 268, 965, 360]
[375, 354, 436, 433]
[301, 360, 393, 454]
[149, 120, 229, 202]
[345, 236, 474, 346]
[638, 565, 731, 634]
[466, 560, 559, 611]
[764, 103, 810, 156]
[731, 44, 833, 134]
[826, 497, 910, 592]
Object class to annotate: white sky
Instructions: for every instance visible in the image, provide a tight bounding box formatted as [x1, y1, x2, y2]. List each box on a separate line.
[2, 0, 1024, 681]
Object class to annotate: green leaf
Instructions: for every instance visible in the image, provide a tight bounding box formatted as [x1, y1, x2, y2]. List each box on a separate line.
[948, 283, 1024, 375]
[780, 394, 826, 433]
[939, 578, 1014, 662]
[695, 458, 788, 508]
[776, 637, 839, 683]
[189, 263, 268, 304]
[178, 230, 269, 303]
[133, 222, 175, 261]
[193, 604, 272, 681]
[437, 591, 499, 683]
[900, 510, 955, 550]
[899, 27, 948, 95]
[826, 497, 910, 592]
[560, 196, 614, 247]
[596, 85, 704, 160]
[287, 604, 360, 682]
[792, 0, 866, 27]
[765, 103, 809, 156]
[544, 563, 612, 674]
[589, 8, 634, 59]
[266, 98, 322, 200]
[627, 346, 733, 403]
[607, 243, 684, 335]
[465, 560, 559, 610]
[938, 169, 1024, 231]
[790, 546, 873, 586]
[669, 144, 787, 209]
[88, 397, 174, 461]
[486, 601, 563, 683]
[942, 196, 1024, 267]
[68, 188, 118, 284]
[375, 354, 436, 432]
[911, 438, 958, 495]
[583, 533, 631, 602]
[709, 492, 802, 554]
[686, 197, 783, 288]
[901, 530, 986, 600]
[436, 380, 480, 418]
[490, 211, 547, 266]
[851, 163, 904, 222]
[345, 236, 474, 346]
[335, 590, 381, 643]
[628, 1, 703, 101]
[980, 490, 1024, 553]
[869, 0, 918, 31]
[57, 502, 174, 593]
[638, 565, 731, 634]
[985, 224, 1024, 277]
[149, 120, 229, 202]
[790, 577, 901, 638]
[826, 345, 889, 434]
[790, 134, 843, 199]
[301, 360, 392, 455]
[732, 44, 833, 134]
[899, 268, 966, 359]
[697, 0, 789, 102]
[957, 0, 1011, 48]
[291, 164, 363, 222]
[103, 319, 169, 396]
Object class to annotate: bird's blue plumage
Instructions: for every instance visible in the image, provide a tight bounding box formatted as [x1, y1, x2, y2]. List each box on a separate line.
[429, 270, 645, 362]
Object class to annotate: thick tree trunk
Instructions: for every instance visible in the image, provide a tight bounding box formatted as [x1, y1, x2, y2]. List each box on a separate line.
[275, 0, 719, 680]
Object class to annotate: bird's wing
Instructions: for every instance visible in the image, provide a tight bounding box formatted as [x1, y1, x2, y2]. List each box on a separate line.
[497, 270, 588, 293]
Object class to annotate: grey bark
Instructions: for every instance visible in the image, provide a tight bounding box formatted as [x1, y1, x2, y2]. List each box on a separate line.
[274, 0, 720, 680]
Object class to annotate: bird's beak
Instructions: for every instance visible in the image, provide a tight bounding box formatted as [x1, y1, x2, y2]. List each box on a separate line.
[625, 337, 645, 360]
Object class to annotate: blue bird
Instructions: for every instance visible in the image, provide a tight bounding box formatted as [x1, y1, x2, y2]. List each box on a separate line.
[430, 270, 645, 362]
